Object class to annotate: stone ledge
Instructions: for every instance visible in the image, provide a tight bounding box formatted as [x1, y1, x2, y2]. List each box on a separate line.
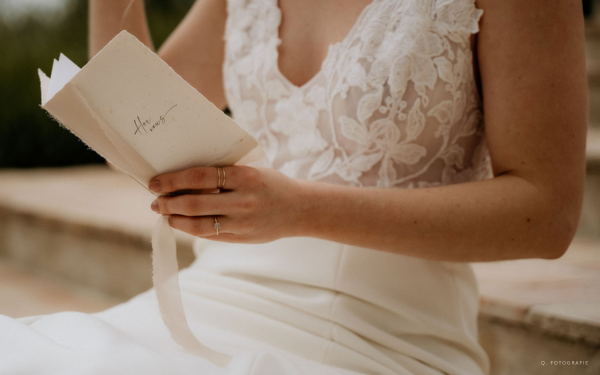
[472, 236, 600, 348]
[0, 165, 194, 248]
[478, 302, 600, 348]
[528, 303, 600, 346]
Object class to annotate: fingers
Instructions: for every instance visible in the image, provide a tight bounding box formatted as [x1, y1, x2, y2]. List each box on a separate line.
[149, 166, 247, 194]
[169, 215, 236, 237]
[151, 193, 230, 216]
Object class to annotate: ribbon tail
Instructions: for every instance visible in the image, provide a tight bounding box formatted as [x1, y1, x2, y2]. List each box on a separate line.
[151, 215, 232, 366]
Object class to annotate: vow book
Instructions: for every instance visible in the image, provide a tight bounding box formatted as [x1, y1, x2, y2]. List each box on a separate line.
[38, 31, 264, 366]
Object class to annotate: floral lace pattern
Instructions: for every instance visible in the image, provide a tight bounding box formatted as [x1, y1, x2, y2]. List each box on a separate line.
[223, 0, 493, 188]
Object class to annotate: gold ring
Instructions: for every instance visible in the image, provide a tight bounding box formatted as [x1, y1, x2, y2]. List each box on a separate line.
[213, 216, 221, 236]
[216, 167, 226, 189]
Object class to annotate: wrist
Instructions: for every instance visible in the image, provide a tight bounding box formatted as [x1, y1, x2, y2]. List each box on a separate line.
[287, 178, 330, 239]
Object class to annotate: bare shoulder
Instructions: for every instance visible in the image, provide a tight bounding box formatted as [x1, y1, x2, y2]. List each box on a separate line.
[158, 0, 228, 109]
[474, 0, 587, 192]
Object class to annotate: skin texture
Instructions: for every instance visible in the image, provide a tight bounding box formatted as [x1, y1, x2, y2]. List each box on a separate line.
[90, 0, 587, 262]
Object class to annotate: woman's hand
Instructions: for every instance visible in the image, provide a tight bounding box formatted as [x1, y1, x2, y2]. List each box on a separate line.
[148, 166, 305, 243]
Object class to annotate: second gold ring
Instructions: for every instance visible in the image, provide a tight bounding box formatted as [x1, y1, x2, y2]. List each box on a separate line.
[216, 167, 226, 189]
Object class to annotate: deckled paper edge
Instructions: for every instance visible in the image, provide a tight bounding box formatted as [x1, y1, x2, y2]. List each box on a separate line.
[39, 69, 49, 105]
[40, 69, 139, 180]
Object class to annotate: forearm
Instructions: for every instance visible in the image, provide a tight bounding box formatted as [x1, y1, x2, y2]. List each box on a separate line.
[89, 0, 153, 58]
[295, 174, 581, 262]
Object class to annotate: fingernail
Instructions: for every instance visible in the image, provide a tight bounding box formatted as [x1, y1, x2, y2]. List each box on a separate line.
[149, 180, 161, 192]
[151, 200, 159, 213]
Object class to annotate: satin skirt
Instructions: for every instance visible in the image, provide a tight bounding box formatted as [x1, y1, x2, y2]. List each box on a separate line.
[0, 237, 489, 375]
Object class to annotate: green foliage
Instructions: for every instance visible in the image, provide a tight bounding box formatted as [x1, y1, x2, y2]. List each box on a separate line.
[0, 0, 194, 168]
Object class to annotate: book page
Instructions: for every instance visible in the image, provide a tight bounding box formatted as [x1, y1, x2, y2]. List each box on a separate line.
[46, 54, 81, 104]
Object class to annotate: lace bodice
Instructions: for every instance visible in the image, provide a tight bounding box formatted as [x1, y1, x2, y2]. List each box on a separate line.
[223, 0, 493, 188]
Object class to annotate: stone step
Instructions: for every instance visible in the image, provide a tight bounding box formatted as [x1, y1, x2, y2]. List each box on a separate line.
[0, 259, 123, 318]
[0, 166, 599, 375]
[587, 126, 600, 165]
[473, 236, 600, 375]
[579, 128, 600, 239]
[0, 166, 196, 300]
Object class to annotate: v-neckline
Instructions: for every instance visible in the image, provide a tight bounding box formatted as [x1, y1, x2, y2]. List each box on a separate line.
[272, 0, 378, 91]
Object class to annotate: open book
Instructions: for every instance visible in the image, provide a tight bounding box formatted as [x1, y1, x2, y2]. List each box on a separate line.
[38, 31, 264, 366]
[38, 31, 263, 187]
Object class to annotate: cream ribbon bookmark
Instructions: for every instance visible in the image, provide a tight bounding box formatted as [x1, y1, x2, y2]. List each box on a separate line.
[152, 215, 233, 366]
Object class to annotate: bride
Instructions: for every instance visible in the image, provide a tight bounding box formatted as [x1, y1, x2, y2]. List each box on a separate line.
[0, 0, 586, 374]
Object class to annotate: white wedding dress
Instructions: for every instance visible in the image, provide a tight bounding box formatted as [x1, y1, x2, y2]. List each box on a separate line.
[0, 0, 493, 374]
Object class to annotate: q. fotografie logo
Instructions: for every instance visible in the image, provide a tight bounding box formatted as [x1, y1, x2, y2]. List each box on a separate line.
[540, 360, 589, 366]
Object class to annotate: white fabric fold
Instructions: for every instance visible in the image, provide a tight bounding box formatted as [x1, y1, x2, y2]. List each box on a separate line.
[151, 215, 233, 366]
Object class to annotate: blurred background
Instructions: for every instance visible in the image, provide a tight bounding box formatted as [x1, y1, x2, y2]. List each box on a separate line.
[0, 0, 194, 168]
[0, 1, 598, 374]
